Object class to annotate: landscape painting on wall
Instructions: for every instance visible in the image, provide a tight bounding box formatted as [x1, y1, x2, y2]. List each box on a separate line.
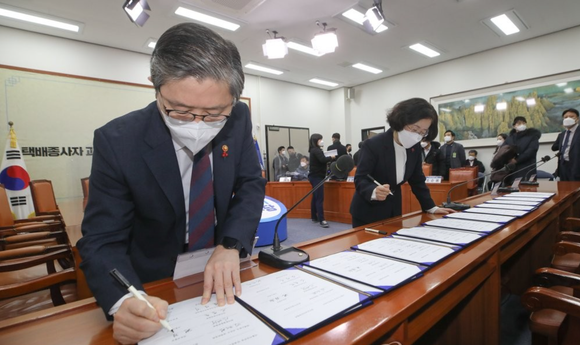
[433, 78, 580, 141]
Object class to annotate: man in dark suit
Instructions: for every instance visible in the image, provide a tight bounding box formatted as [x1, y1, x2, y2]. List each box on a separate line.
[440, 130, 466, 180]
[77, 23, 266, 344]
[552, 108, 579, 181]
[420, 138, 443, 175]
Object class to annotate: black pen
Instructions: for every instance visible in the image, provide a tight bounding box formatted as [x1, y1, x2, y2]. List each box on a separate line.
[366, 174, 394, 196]
[110, 269, 174, 333]
[364, 227, 388, 235]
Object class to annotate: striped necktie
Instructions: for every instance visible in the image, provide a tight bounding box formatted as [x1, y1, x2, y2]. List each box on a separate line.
[561, 130, 571, 161]
[188, 146, 215, 251]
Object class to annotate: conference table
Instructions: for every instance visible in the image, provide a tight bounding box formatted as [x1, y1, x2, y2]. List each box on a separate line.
[1, 182, 579, 345]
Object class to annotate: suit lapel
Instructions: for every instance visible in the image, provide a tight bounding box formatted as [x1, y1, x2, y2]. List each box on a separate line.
[211, 117, 236, 222]
[142, 108, 183, 215]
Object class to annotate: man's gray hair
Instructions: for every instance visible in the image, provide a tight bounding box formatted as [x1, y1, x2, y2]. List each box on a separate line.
[150, 22, 244, 103]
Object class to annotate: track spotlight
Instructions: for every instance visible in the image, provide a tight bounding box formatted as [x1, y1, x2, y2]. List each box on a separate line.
[262, 30, 288, 59]
[364, 1, 384, 32]
[123, 0, 150, 27]
[311, 21, 338, 55]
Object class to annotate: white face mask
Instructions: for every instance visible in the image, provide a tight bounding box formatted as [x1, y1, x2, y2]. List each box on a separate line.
[420, 141, 429, 148]
[468, 156, 475, 161]
[444, 135, 452, 143]
[563, 117, 577, 127]
[280, 150, 286, 155]
[497, 139, 504, 146]
[515, 124, 527, 132]
[398, 130, 423, 149]
[300, 162, 307, 167]
[318, 140, 324, 147]
[162, 114, 227, 155]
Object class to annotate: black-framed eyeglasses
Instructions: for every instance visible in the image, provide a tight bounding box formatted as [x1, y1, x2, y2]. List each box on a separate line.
[158, 91, 232, 123]
[406, 124, 429, 137]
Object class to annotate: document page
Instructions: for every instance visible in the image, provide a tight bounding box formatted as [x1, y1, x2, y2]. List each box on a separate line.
[353, 237, 457, 266]
[139, 295, 284, 345]
[485, 199, 541, 206]
[494, 196, 545, 203]
[238, 268, 368, 337]
[298, 265, 384, 297]
[509, 192, 554, 198]
[305, 251, 424, 290]
[424, 218, 503, 233]
[396, 226, 485, 246]
[464, 207, 528, 217]
[475, 203, 536, 211]
[445, 212, 516, 223]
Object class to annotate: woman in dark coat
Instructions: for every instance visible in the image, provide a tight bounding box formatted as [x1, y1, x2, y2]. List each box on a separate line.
[308, 133, 335, 228]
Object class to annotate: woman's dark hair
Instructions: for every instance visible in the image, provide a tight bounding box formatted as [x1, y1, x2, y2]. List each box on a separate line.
[387, 98, 438, 141]
[277, 146, 285, 153]
[309, 133, 323, 152]
[498, 133, 507, 140]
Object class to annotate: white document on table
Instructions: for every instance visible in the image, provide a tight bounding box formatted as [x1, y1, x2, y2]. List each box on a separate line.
[298, 265, 384, 297]
[305, 251, 424, 291]
[495, 196, 545, 203]
[237, 268, 369, 338]
[445, 212, 516, 223]
[424, 218, 503, 233]
[509, 192, 554, 198]
[485, 199, 540, 206]
[139, 295, 285, 345]
[463, 207, 528, 218]
[353, 236, 458, 266]
[475, 203, 536, 211]
[396, 226, 485, 246]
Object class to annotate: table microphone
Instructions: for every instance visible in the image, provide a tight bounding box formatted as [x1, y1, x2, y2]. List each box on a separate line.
[258, 155, 355, 269]
[497, 155, 554, 193]
[520, 152, 559, 186]
[441, 163, 515, 210]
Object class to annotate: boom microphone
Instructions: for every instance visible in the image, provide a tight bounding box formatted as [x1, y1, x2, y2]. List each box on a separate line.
[498, 155, 554, 193]
[442, 163, 515, 210]
[259, 155, 355, 268]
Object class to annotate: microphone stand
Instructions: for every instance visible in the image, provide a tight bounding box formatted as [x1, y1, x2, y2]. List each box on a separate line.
[497, 155, 554, 193]
[258, 175, 331, 268]
[442, 166, 507, 210]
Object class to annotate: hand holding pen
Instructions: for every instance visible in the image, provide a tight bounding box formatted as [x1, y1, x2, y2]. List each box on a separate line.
[110, 269, 173, 344]
[367, 174, 393, 201]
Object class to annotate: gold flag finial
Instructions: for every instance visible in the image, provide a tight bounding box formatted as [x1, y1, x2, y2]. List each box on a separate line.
[8, 122, 16, 149]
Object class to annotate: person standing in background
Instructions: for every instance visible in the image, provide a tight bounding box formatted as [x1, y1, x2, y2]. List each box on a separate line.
[494, 133, 508, 156]
[439, 130, 466, 180]
[350, 98, 455, 227]
[286, 146, 302, 172]
[308, 133, 334, 228]
[420, 138, 443, 176]
[504, 116, 541, 185]
[552, 108, 579, 181]
[272, 145, 289, 180]
[346, 143, 353, 157]
[353, 141, 364, 166]
[327, 132, 347, 158]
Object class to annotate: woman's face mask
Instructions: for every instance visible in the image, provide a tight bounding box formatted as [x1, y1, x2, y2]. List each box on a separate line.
[398, 130, 423, 149]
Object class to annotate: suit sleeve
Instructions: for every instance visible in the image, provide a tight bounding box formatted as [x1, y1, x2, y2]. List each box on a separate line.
[217, 107, 266, 254]
[353, 142, 381, 202]
[458, 145, 466, 167]
[77, 128, 142, 317]
[552, 133, 561, 151]
[313, 148, 332, 164]
[407, 152, 436, 211]
[517, 132, 541, 164]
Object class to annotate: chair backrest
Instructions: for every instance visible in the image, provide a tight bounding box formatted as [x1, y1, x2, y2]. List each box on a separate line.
[422, 163, 432, 177]
[348, 167, 356, 177]
[29, 180, 59, 215]
[449, 166, 478, 190]
[80, 177, 89, 210]
[536, 170, 555, 181]
[0, 185, 16, 228]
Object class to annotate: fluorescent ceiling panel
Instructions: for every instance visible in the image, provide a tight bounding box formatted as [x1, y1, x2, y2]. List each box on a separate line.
[287, 41, 324, 57]
[309, 78, 338, 87]
[341, 8, 388, 32]
[175, 7, 240, 31]
[409, 43, 440, 58]
[352, 63, 382, 74]
[245, 63, 283, 75]
[0, 7, 80, 32]
[490, 14, 520, 35]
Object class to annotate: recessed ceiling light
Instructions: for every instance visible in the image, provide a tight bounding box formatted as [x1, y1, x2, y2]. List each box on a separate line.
[175, 7, 240, 31]
[287, 41, 324, 57]
[564, 88, 574, 94]
[490, 14, 519, 35]
[409, 43, 440, 58]
[474, 104, 485, 113]
[526, 98, 536, 106]
[0, 6, 81, 32]
[309, 78, 338, 87]
[352, 63, 382, 74]
[341, 8, 388, 32]
[145, 38, 157, 49]
[515, 96, 525, 101]
[440, 108, 451, 113]
[244, 63, 283, 75]
[556, 82, 568, 87]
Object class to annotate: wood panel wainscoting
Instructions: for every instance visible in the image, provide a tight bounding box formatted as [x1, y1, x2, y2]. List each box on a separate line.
[266, 180, 468, 224]
[2, 182, 579, 345]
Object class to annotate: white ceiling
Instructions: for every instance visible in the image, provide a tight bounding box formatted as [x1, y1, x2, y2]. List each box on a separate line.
[1, 0, 580, 90]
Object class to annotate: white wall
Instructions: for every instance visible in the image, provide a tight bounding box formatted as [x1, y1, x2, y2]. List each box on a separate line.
[345, 25, 580, 174]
